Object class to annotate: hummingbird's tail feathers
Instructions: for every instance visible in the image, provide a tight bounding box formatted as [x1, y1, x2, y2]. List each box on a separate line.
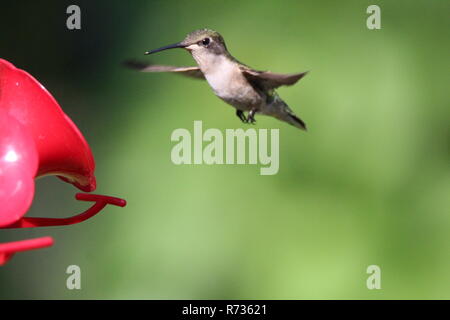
[286, 112, 307, 131]
[266, 94, 307, 130]
[273, 102, 307, 131]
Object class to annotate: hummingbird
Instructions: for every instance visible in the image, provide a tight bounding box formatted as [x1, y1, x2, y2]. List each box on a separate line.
[126, 28, 309, 130]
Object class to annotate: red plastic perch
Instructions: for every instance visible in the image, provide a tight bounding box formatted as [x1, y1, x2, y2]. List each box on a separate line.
[0, 237, 54, 266]
[2, 193, 127, 229]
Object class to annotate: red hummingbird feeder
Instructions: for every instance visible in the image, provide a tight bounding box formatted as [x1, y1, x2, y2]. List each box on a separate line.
[0, 58, 126, 265]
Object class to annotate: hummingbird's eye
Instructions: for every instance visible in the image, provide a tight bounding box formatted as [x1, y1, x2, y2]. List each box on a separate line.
[201, 38, 210, 46]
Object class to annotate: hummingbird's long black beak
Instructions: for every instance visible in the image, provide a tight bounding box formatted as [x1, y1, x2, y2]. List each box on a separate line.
[145, 42, 186, 55]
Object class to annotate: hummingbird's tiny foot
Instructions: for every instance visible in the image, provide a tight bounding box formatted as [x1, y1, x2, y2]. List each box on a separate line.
[247, 109, 257, 124]
[236, 110, 248, 123]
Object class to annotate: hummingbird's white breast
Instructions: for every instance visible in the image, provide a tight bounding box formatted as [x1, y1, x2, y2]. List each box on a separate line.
[193, 53, 262, 110]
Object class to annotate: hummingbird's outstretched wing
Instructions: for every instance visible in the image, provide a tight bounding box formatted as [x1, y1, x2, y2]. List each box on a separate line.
[124, 60, 205, 80]
[239, 66, 308, 90]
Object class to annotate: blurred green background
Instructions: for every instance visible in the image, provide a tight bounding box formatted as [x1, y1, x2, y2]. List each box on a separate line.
[0, 0, 449, 299]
